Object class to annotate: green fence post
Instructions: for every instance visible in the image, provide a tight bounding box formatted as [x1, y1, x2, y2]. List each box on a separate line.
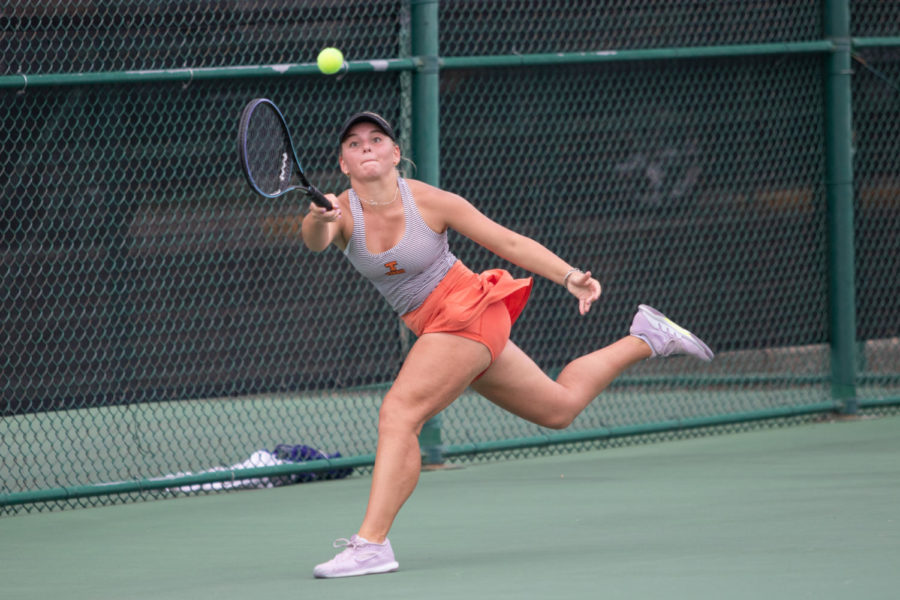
[411, 0, 441, 186]
[411, 0, 445, 464]
[824, 0, 858, 414]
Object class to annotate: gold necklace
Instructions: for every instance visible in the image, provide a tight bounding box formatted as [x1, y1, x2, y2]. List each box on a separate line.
[357, 185, 399, 207]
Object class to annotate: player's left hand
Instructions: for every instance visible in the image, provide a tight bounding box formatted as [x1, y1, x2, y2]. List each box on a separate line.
[565, 270, 602, 315]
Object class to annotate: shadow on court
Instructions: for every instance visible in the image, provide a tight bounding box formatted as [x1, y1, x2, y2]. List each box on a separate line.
[2, 416, 899, 600]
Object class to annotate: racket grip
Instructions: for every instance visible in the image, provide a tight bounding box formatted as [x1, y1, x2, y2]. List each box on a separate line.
[307, 185, 333, 210]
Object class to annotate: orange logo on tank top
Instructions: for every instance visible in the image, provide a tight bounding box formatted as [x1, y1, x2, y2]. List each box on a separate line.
[384, 261, 406, 276]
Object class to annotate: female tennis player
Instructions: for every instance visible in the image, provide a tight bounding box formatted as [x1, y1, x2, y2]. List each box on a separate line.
[303, 111, 714, 578]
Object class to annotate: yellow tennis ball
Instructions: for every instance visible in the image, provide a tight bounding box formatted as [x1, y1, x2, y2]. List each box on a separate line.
[317, 47, 344, 75]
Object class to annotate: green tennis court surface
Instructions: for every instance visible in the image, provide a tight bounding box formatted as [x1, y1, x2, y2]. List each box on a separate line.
[2, 416, 898, 600]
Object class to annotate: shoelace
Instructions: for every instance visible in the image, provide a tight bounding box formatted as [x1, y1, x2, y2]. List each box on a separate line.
[651, 316, 691, 339]
[333, 537, 381, 562]
[649, 318, 691, 355]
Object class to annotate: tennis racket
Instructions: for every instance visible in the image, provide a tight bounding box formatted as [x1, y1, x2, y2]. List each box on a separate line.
[237, 98, 333, 210]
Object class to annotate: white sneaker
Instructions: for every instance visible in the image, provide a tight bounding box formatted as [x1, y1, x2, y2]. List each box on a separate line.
[629, 304, 714, 362]
[313, 535, 399, 578]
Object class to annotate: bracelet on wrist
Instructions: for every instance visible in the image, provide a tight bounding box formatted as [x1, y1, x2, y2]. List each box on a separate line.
[563, 268, 583, 286]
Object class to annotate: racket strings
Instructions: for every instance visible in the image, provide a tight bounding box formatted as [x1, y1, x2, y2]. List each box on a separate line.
[245, 105, 293, 195]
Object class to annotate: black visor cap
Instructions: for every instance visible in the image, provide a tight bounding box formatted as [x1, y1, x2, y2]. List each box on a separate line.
[338, 111, 397, 145]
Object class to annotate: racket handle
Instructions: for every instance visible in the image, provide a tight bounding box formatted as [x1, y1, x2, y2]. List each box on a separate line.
[307, 185, 333, 210]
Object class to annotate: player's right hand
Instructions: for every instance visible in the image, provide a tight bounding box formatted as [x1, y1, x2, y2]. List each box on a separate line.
[309, 194, 342, 222]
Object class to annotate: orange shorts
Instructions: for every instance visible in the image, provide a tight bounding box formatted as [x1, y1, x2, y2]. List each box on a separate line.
[401, 261, 533, 370]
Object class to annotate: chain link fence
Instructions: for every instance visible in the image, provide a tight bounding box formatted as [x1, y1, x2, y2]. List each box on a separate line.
[2, 1, 898, 514]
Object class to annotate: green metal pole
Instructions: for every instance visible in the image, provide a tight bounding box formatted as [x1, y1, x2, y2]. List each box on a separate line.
[824, 0, 858, 414]
[0, 60, 419, 89]
[410, 0, 441, 186]
[411, 0, 445, 464]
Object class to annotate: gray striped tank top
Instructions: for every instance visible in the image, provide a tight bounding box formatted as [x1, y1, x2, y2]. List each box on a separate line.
[343, 177, 457, 315]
